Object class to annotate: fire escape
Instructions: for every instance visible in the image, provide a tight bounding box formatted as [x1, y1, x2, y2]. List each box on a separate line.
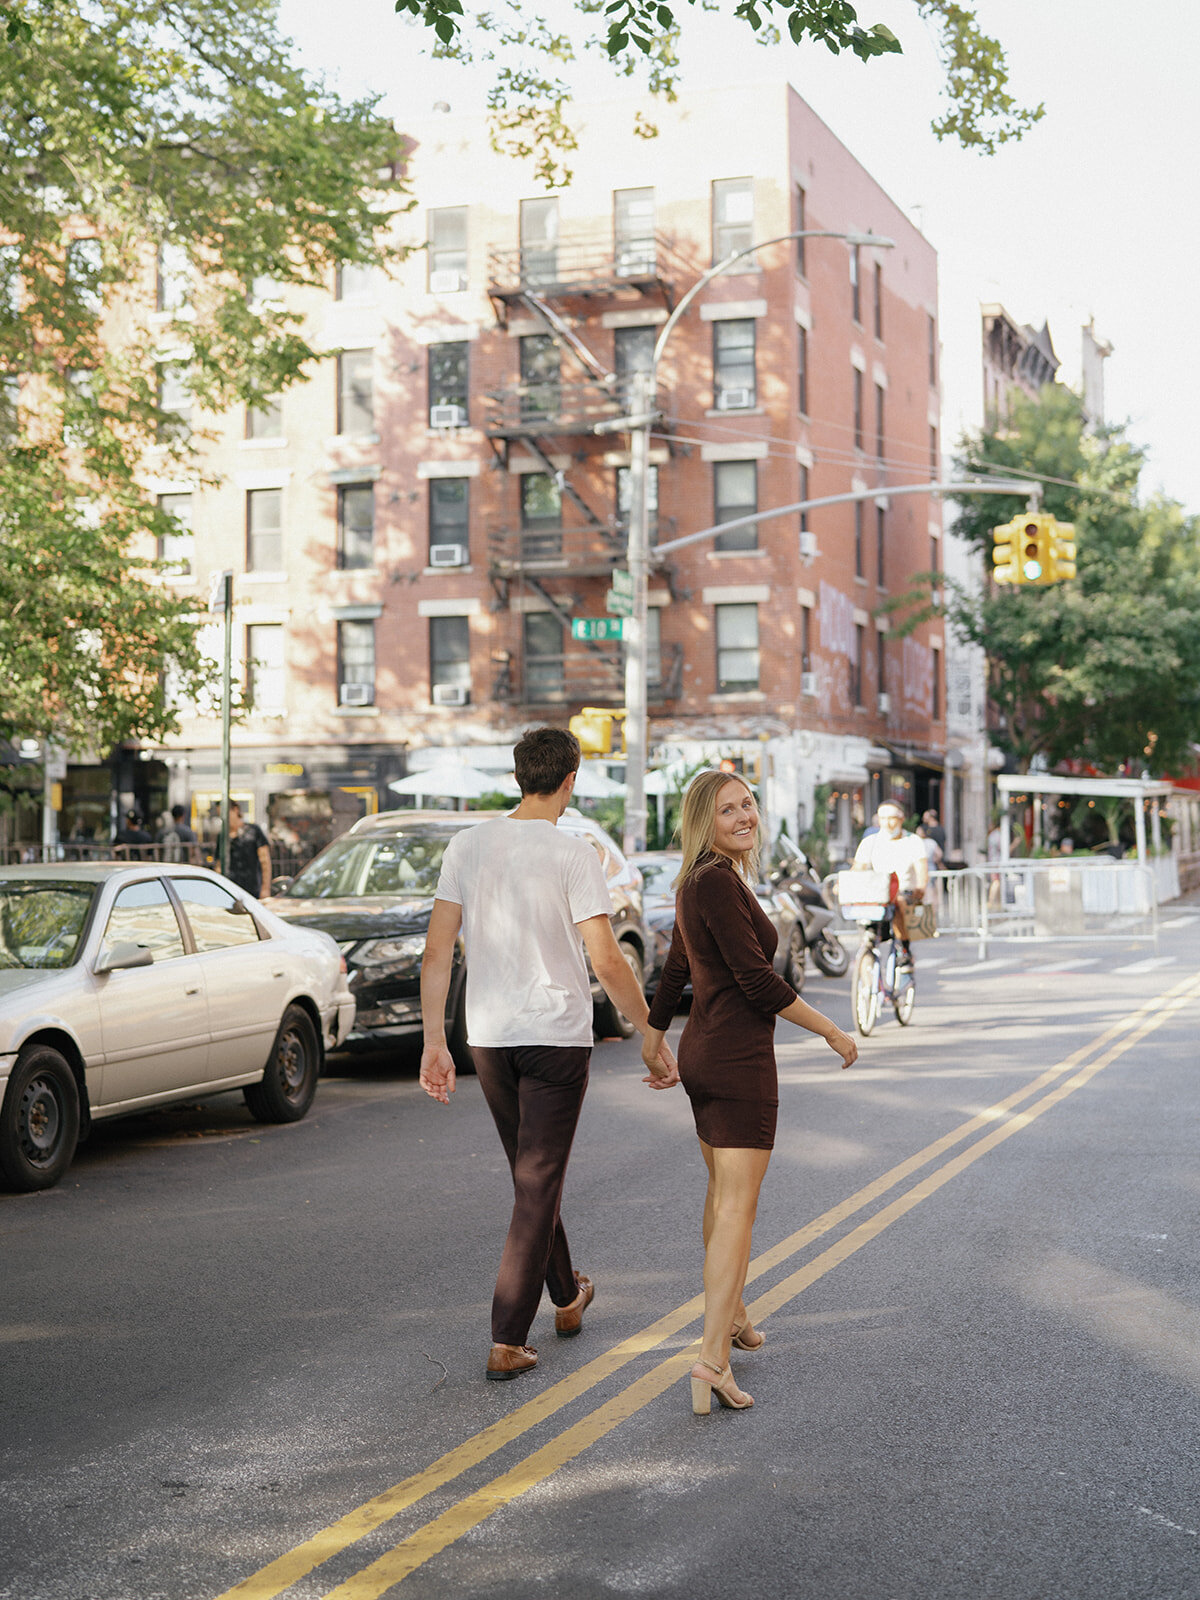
[484, 221, 687, 709]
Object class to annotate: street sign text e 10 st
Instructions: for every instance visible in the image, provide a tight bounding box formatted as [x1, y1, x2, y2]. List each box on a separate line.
[571, 616, 628, 642]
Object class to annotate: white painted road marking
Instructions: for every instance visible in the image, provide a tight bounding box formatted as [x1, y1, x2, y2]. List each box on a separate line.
[1112, 956, 1178, 974]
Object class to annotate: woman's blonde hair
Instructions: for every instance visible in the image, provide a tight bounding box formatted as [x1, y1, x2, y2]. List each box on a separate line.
[674, 769, 761, 887]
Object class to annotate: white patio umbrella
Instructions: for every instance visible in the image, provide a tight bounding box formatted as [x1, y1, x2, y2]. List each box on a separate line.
[388, 761, 518, 807]
[571, 764, 627, 800]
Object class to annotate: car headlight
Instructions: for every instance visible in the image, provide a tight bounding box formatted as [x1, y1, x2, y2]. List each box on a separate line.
[353, 934, 427, 965]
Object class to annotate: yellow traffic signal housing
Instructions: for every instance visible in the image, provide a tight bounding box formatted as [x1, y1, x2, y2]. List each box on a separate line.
[568, 706, 627, 756]
[991, 519, 1022, 584]
[991, 513, 1075, 585]
[1050, 522, 1077, 581]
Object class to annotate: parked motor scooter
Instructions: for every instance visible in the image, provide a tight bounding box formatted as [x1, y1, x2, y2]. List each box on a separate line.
[768, 838, 851, 979]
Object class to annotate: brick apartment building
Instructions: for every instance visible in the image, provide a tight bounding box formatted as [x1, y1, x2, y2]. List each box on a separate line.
[119, 82, 946, 860]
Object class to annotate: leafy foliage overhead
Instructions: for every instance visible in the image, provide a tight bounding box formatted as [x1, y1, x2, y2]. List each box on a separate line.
[0, 0, 407, 753]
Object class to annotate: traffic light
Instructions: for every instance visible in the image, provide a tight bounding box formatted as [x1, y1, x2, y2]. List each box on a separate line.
[1049, 521, 1076, 581]
[568, 706, 626, 756]
[1017, 515, 1053, 583]
[991, 519, 1022, 585]
[991, 514, 1075, 585]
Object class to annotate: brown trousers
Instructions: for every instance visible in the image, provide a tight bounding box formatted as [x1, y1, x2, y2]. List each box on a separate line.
[471, 1044, 591, 1346]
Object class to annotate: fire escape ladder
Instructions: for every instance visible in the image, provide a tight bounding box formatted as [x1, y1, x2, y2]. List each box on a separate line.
[522, 437, 611, 536]
[525, 577, 611, 659]
[517, 291, 614, 388]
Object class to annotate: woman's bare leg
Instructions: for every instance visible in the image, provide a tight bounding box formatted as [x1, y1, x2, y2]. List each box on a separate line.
[697, 1142, 771, 1377]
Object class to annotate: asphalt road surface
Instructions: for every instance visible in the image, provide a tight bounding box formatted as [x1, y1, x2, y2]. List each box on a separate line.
[5, 909, 1200, 1600]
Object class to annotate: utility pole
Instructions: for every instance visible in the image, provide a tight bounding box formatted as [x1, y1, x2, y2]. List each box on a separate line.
[210, 568, 234, 876]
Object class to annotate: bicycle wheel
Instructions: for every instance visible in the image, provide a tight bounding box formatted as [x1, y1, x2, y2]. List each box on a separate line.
[852, 946, 880, 1037]
[894, 970, 916, 1025]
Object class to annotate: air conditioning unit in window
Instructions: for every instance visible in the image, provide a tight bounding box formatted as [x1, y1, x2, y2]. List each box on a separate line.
[339, 682, 372, 706]
[716, 387, 753, 411]
[429, 403, 467, 428]
[432, 683, 469, 707]
[801, 671, 818, 697]
[615, 248, 656, 278]
[429, 269, 468, 294]
[429, 543, 469, 568]
[799, 530, 818, 560]
[877, 692, 891, 715]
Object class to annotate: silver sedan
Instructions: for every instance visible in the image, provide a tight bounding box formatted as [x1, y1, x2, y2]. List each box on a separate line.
[0, 863, 356, 1192]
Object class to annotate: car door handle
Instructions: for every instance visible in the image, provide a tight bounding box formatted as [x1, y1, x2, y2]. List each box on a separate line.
[272, 969, 286, 979]
[185, 984, 201, 995]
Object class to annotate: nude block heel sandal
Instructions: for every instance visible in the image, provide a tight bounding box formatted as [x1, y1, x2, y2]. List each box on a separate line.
[690, 1358, 754, 1414]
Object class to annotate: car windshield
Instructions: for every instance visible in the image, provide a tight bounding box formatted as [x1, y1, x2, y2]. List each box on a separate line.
[0, 881, 96, 969]
[638, 858, 680, 897]
[285, 831, 459, 899]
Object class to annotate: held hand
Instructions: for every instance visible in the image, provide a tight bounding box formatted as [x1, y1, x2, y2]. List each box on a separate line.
[825, 1027, 858, 1070]
[642, 1040, 680, 1089]
[419, 1043, 457, 1105]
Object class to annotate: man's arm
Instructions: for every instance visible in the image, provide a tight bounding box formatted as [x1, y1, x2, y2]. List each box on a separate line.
[578, 915, 677, 1083]
[256, 838, 272, 892]
[419, 898, 463, 1104]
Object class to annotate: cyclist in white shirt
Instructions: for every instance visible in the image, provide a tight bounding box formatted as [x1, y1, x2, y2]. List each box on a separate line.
[853, 800, 929, 968]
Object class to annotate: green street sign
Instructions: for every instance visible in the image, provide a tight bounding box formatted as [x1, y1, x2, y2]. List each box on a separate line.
[605, 589, 634, 618]
[571, 616, 627, 641]
[610, 568, 634, 596]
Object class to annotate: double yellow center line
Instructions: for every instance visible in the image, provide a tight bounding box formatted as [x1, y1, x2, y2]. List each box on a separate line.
[217, 970, 1200, 1600]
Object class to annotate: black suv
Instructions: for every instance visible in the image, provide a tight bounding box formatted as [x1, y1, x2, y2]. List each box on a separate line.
[263, 809, 648, 1064]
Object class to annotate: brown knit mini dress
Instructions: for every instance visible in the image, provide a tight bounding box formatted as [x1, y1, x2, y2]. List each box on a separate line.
[646, 854, 797, 1149]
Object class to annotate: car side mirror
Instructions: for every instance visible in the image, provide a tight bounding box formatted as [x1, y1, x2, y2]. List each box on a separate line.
[270, 876, 293, 895]
[94, 941, 154, 974]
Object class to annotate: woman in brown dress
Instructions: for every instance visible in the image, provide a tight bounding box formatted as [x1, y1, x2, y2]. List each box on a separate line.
[642, 770, 857, 1413]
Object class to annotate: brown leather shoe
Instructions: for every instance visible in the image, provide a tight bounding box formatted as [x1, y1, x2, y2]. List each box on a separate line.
[554, 1273, 595, 1338]
[486, 1343, 538, 1382]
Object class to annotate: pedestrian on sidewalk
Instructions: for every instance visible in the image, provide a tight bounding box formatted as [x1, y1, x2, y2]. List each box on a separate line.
[419, 726, 678, 1382]
[640, 770, 856, 1415]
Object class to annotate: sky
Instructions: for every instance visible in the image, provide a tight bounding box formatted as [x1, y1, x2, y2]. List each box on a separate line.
[277, 0, 1198, 512]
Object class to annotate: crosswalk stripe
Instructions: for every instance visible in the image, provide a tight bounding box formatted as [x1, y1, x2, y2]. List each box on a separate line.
[1112, 955, 1178, 974]
[938, 956, 1023, 975]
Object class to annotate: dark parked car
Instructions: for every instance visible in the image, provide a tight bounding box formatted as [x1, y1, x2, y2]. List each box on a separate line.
[263, 808, 649, 1061]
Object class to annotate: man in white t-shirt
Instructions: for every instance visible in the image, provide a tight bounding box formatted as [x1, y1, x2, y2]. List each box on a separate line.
[853, 800, 929, 968]
[419, 727, 678, 1382]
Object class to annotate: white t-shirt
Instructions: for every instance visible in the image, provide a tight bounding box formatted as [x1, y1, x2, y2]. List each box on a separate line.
[854, 829, 928, 893]
[435, 816, 612, 1048]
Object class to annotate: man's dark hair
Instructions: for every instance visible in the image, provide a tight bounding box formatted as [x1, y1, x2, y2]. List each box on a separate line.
[171, 804, 186, 821]
[513, 726, 581, 796]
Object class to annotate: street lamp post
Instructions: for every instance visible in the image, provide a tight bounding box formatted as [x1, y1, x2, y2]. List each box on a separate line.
[618, 229, 893, 855]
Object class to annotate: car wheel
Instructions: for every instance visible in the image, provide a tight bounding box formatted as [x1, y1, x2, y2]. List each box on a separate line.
[447, 983, 476, 1076]
[785, 929, 808, 993]
[594, 942, 644, 1040]
[244, 1004, 320, 1123]
[0, 1044, 80, 1192]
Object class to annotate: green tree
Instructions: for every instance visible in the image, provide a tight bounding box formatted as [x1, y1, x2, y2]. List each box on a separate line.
[0, 0, 407, 753]
[399, 0, 1041, 185]
[904, 388, 1200, 775]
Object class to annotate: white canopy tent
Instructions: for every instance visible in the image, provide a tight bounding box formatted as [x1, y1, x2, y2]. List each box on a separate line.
[995, 773, 1173, 866]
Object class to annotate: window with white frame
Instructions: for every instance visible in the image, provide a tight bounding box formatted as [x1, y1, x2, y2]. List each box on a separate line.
[614, 187, 656, 276]
[156, 241, 190, 315]
[246, 395, 282, 440]
[337, 350, 374, 437]
[523, 611, 563, 701]
[428, 207, 468, 288]
[715, 602, 759, 693]
[429, 477, 469, 558]
[157, 361, 192, 439]
[613, 324, 655, 406]
[428, 341, 468, 426]
[157, 492, 193, 575]
[335, 262, 377, 302]
[712, 177, 753, 264]
[246, 488, 282, 572]
[337, 483, 374, 570]
[430, 615, 470, 697]
[713, 460, 757, 553]
[519, 334, 559, 420]
[337, 620, 375, 706]
[713, 319, 755, 409]
[247, 624, 285, 713]
[520, 197, 558, 286]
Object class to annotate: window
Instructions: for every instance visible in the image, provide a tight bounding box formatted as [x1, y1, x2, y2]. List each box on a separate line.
[338, 619, 375, 706]
[930, 424, 939, 479]
[797, 325, 808, 415]
[101, 880, 185, 963]
[524, 611, 563, 701]
[519, 334, 559, 420]
[66, 238, 103, 315]
[246, 396, 282, 440]
[335, 262, 377, 302]
[877, 631, 887, 697]
[932, 645, 942, 721]
[247, 623, 285, 713]
[800, 604, 812, 674]
[430, 615, 470, 696]
[171, 877, 262, 951]
[874, 261, 883, 340]
[850, 243, 861, 323]
[875, 382, 885, 458]
[854, 502, 864, 580]
[616, 464, 658, 541]
[520, 197, 558, 285]
[428, 341, 468, 425]
[644, 607, 663, 690]
[157, 362, 192, 440]
[156, 241, 190, 315]
[798, 464, 809, 534]
[338, 483, 374, 570]
[337, 350, 374, 437]
[715, 603, 759, 693]
[928, 313, 938, 385]
[713, 460, 757, 553]
[876, 503, 886, 588]
[614, 187, 656, 276]
[248, 274, 282, 309]
[713, 319, 755, 409]
[793, 185, 807, 276]
[853, 367, 864, 450]
[428, 207, 468, 288]
[246, 488, 282, 572]
[429, 477, 469, 557]
[930, 531, 940, 580]
[157, 492, 193, 575]
[712, 178, 753, 264]
[613, 324, 655, 405]
[852, 624, 865, 707]
[520, 471, 561, 556]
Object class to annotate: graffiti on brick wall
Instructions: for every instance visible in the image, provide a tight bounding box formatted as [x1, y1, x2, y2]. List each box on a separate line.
[902, 635, 933, 716]
[818, 581, 856, 657]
